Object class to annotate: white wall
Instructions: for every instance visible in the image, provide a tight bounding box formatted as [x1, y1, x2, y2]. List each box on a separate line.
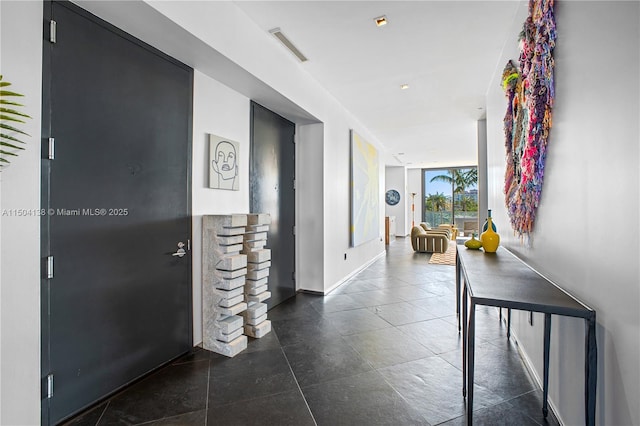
[0, 1, 43, 424]
[297, 123, 324, 293]
[476, 119, 488, 223]
[486, 2, 639, 425]
[321, 121, 386, 292]
[191, 71, 250, 344]
[407, 168, 423, 229]
[385, 166, 408, 236]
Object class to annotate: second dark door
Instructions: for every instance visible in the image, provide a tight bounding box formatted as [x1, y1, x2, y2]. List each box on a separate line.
[250, 102, 296, 308]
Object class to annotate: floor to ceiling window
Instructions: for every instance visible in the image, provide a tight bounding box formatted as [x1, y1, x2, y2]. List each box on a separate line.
[422, 167, 478, 236]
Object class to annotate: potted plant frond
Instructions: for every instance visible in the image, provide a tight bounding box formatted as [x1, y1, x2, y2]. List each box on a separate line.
[1, 74, 31, 169]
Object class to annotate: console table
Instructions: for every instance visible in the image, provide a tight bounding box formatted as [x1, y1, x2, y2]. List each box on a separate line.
[455, 245, 597, 425]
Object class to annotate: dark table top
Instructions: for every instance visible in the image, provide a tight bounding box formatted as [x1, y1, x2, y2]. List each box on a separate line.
[457, 245, 594, 319]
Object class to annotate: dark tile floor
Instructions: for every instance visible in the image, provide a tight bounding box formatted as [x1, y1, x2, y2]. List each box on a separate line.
[64, 239, 559, 426]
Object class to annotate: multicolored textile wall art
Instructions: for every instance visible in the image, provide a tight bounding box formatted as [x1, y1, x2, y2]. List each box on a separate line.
[502, 0, 556, 238]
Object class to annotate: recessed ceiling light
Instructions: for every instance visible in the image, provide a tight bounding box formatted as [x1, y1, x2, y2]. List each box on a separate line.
[374, 15, 387, 27]
[269, 27, 308, 62]
[397, 152, 405, 155]
[400, 84, 409, 90]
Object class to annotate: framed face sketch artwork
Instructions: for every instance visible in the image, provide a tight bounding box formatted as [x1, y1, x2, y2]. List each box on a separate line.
[208, 134, 239, 191]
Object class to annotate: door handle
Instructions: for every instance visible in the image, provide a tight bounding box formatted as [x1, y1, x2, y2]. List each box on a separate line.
[172, 242, 186, 257]
[172, 248, 186, 258]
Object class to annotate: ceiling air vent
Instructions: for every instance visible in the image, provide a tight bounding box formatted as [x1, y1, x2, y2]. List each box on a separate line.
[269, 28, 308, 62]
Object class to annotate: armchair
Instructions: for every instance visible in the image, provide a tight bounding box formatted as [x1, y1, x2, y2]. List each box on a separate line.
[419, 223, 451, 239]
[411, 226, 449, 253]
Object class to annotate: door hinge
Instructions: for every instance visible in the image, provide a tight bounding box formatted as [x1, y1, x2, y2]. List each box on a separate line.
[46, 256, 54, 279]
[187, 239, 191, 251]
[292, 271, 296, 282]
[293, 179, 296, 190]
[48, 138, 55, 160]
[49, 20, 57, 44]
[46, 374, 54, 399]
[292, 225, 296, 236]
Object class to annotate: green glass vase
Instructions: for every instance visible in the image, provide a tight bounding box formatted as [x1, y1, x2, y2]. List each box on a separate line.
[465, 234, 482, 250]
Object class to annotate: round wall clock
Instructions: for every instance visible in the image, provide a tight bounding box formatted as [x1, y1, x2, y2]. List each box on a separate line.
[385, 189, 401, 206]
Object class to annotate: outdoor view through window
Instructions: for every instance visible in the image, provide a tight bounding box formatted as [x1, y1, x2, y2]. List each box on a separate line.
[423, 168, 478, 236]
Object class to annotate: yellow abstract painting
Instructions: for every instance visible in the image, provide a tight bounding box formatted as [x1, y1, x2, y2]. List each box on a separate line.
[350, 130, 379, 247]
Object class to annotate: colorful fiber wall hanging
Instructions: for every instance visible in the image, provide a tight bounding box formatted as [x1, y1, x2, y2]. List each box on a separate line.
[502, 0, 556, 238]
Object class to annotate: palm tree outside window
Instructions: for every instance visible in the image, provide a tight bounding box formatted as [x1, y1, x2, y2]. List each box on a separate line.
[423, 167, 478, 231]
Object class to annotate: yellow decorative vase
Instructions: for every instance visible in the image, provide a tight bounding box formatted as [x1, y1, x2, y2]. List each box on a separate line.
[464, 234, 482, 250]
[480, 217, 500, 253]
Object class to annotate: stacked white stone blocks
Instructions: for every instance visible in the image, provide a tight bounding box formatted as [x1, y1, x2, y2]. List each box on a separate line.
[242, 214, 272, 338]
[202, 214, 248, 357]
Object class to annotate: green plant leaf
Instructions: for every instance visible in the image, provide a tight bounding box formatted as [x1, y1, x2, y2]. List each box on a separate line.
[0, 141, 25, 150]
[0, 90, 25, 97]
[0, 100, 24, 107]
[0, 107, 30, 118]
[0, 76, 30, 170]
[0, 114, 26, 124]
[1, 133, 27, 144]
[0, 123, 29, 136]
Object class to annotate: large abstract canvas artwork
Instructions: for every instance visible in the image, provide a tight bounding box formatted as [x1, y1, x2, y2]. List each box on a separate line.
[350, 130, 379, 247]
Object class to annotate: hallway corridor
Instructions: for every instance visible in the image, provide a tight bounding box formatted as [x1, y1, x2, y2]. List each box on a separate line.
[65, 239, 558, 426]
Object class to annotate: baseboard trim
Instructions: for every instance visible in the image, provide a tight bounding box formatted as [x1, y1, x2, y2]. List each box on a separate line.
[324, 250, 386, 295]
[297, 289, 323, 296]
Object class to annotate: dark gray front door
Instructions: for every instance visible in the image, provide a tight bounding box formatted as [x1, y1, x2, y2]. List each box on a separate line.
[41, 2, 193, 424]
[250, 102, 296, 308]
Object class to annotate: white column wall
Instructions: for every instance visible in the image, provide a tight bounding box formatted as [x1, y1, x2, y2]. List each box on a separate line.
[476, 119, 488, 224]
[296, 123, 325, 294]
[0, 1, 43, 424]
[191, 71, 251, 344]
[486, 2, 639, 424]
[322, 120, 385, 293]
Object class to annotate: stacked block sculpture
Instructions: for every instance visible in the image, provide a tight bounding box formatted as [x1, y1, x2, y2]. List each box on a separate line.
[242, 214, 272, 338]
[202, 214, 249, 357]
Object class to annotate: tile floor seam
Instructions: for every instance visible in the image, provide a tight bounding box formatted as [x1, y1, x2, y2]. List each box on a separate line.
[209, 386, 303, 409]
[95, 400, 109, 426]
[133, 410, 204, 426]
[342, 336, 385, 372]
[374, 365, 435, 426]
[204, 358, 211, 426]
[278, 344, 319, 426]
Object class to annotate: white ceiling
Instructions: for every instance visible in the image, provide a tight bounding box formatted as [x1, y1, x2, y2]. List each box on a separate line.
[233, 0, 521, 168]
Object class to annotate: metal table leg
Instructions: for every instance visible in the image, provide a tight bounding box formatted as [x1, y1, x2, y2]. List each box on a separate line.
[456, 254, 461, 332]
[543, 313, 551, 418]
[585, 315, 597, 426]
[466, 302, 476, 425]
[462, 284, 468, 398]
